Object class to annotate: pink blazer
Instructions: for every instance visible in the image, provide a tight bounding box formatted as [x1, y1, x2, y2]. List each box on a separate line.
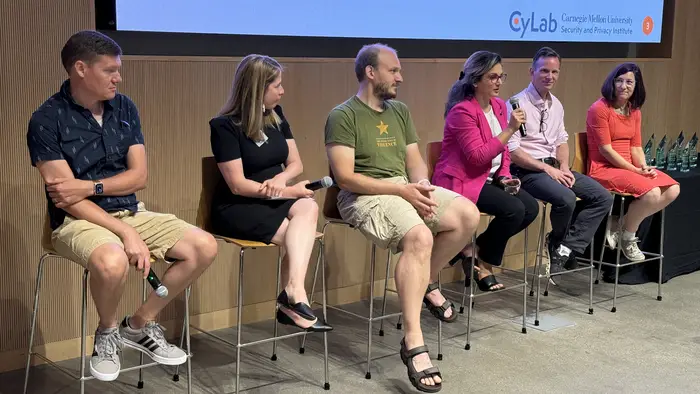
[432, 97, 511, 203]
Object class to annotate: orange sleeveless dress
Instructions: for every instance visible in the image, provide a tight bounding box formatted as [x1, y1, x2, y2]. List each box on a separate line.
[585, 98, 677, 197]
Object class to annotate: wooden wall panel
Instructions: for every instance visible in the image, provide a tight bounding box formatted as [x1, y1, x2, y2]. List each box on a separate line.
[1, 0, 699, 371]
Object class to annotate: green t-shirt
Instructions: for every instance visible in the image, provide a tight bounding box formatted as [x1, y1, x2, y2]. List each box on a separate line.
[324, 96, 418, 179]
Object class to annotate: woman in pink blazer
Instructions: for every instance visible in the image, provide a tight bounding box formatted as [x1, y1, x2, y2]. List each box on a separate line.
[433, 51, 538, 291]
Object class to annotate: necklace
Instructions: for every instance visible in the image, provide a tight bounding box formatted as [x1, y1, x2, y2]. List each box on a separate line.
[614, 104, 629, 116]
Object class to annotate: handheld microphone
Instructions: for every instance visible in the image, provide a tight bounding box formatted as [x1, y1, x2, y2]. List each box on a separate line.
[509, 98, 527, 137]
[146, 269, 168, 298]
[305, 176, 334, 191]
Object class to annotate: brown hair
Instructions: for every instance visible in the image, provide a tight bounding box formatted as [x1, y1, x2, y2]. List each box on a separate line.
[61, 30, 122, 73]
[601, 62, 646, 110]
[218, 54, 283, 141]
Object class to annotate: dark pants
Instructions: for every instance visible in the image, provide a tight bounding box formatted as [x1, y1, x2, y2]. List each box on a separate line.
[512, 166, 614, 254]
[475, 183, 539, 267]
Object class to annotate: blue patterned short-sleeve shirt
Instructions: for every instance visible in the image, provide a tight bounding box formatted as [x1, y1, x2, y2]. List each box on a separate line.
[27, 79, 145, 229]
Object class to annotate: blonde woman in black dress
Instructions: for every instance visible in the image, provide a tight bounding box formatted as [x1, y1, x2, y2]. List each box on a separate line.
[209, 55, 331, 332]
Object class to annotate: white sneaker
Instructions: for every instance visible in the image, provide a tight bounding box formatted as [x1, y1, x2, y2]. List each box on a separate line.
[119, 317, 187, 365]
[90, 327, 122, 381]
[621, 237, 645, 261]
[606, 230, 619, 250]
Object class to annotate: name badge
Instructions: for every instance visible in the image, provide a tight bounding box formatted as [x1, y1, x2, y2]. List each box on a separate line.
[255, 131, 269, 147]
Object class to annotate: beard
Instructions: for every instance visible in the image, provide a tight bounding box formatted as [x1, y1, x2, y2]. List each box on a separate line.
[374, 81, 397, 100]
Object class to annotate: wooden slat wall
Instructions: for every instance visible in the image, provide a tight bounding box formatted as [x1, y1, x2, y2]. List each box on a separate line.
[1, 0, 698, 371]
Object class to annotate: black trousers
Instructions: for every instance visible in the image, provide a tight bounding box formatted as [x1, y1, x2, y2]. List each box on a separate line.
[511, 166, 614, 253]
[475, 183, 539, 267]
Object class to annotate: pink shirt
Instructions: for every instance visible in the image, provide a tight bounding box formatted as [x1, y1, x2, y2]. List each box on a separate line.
[507, 83, 568, 159]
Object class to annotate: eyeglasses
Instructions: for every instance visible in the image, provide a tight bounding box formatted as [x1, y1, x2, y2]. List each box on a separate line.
[539, 107, 549, 133]
[614, 78, 636, 87]
[486, 73, 507, 83]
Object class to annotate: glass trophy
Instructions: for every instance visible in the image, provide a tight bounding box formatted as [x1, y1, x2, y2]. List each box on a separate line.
[666, 131, 684, 171]
[680, 142, 690, 172]
[666, 142, 678, 171]
[689, 133, 698, 168]
[644, 134, 655, 166]
[655, 135, 667, 169]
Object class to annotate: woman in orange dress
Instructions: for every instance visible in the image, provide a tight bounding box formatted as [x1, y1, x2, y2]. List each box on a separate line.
[586, 63, 680, 261]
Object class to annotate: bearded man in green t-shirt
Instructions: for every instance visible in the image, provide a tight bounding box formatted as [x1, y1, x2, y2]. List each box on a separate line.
[325, 43, 480, 393]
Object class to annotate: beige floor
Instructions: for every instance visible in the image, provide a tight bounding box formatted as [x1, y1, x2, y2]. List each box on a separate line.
[3, 269, 699, 393]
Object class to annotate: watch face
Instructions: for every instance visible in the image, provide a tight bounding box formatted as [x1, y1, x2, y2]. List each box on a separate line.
[95, 183, 104, 195]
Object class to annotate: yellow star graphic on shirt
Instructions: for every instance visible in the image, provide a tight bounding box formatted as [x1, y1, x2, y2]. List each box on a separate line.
[376, 121, 389, 135]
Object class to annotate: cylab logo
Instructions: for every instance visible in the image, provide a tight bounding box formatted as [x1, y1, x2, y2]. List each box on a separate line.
[509, 11, 557, 38]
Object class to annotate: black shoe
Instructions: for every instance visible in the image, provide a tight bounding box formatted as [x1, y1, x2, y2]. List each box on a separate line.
[277, 290, 315, 320]
[276, 309, 333, 332]
[563, 253, 578, 270]
[547, 244, 570, 275]
[548, 242, 574, 274]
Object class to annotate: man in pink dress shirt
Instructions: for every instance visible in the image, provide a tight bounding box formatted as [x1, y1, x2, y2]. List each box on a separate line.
[508, 47, 613, 273]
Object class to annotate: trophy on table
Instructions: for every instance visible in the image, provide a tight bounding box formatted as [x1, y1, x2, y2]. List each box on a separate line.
[689, 132, 698, 168]
[655, 135, 667, 169]
[644, 134, 655, 166]
[680, 140, 690, 173]
[666, 131, 684, 171]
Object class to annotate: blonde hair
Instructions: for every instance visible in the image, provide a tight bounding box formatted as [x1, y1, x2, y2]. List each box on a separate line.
[218, 54, 283, 141]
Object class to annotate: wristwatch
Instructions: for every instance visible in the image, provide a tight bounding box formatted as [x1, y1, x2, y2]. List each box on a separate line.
[93, 180, 104, 196]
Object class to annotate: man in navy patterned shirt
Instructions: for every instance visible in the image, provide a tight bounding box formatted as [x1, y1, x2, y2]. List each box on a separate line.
[27, 30, 217, 382]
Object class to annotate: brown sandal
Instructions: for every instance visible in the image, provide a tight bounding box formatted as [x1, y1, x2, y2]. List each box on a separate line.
[399, 338, 442, 393]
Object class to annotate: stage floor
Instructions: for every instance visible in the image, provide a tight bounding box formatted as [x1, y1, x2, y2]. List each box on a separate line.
[4, 270, 700, 393]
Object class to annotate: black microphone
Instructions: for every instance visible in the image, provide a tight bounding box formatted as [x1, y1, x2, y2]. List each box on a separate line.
[146, 269, 168, 298]
[305, 176, 334, 191]
[509, 97, 527, 137]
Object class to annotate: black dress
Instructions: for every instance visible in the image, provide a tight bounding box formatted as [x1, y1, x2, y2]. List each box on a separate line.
[209, 106, 297, 243]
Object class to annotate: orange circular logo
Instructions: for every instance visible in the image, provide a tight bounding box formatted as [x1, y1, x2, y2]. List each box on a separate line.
[642, 16, 654, 35]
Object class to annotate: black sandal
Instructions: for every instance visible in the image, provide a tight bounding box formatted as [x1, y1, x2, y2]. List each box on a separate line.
[423, 282, 457, 323]
[473, 268, 504, 292]
[449, 252, 477, 285]
[399, 338, 443, 393]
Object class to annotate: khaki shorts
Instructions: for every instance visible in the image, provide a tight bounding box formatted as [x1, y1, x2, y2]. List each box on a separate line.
[51, 202, 195, 267]
[337, 176, 461, 253]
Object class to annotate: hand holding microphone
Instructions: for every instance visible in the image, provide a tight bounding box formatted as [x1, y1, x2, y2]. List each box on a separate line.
[146, 268, 168, 298]
[305, 176, 334, 191]
[508, 98, 527, 137]
[279, 176, 334, 199]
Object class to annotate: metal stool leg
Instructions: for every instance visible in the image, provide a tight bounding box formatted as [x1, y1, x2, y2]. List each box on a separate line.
[173, 286, 193, 392]
[534, 205, 548, 327]
[300, 238, 323, 353]
[459, 275, 468, 314]
[365, 244, 377, 379]
[611, 197, 625, 313]
[522, 228, 528, 334]
[589, 237, 595, 315]
[596, 202, 615, 284]
[235, 248, 245, 394]
[464, 234, 476, 350]
[184, 286, 192, 394]
[174, 287, 187, 381]
[137, 277, 148, 389]
[271, 249, 282, 361]
[80, 269, 88, 394]
[378, 250, 392, 336]
[321, 239, 330, 390]
[23, 254, 49, 394]
[396, 314, 403, 330]
[437, 271, 443, 360]
[657, 209, 665, 301]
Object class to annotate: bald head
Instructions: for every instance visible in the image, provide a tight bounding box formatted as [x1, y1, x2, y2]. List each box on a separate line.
[354, 43, 398, 82]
